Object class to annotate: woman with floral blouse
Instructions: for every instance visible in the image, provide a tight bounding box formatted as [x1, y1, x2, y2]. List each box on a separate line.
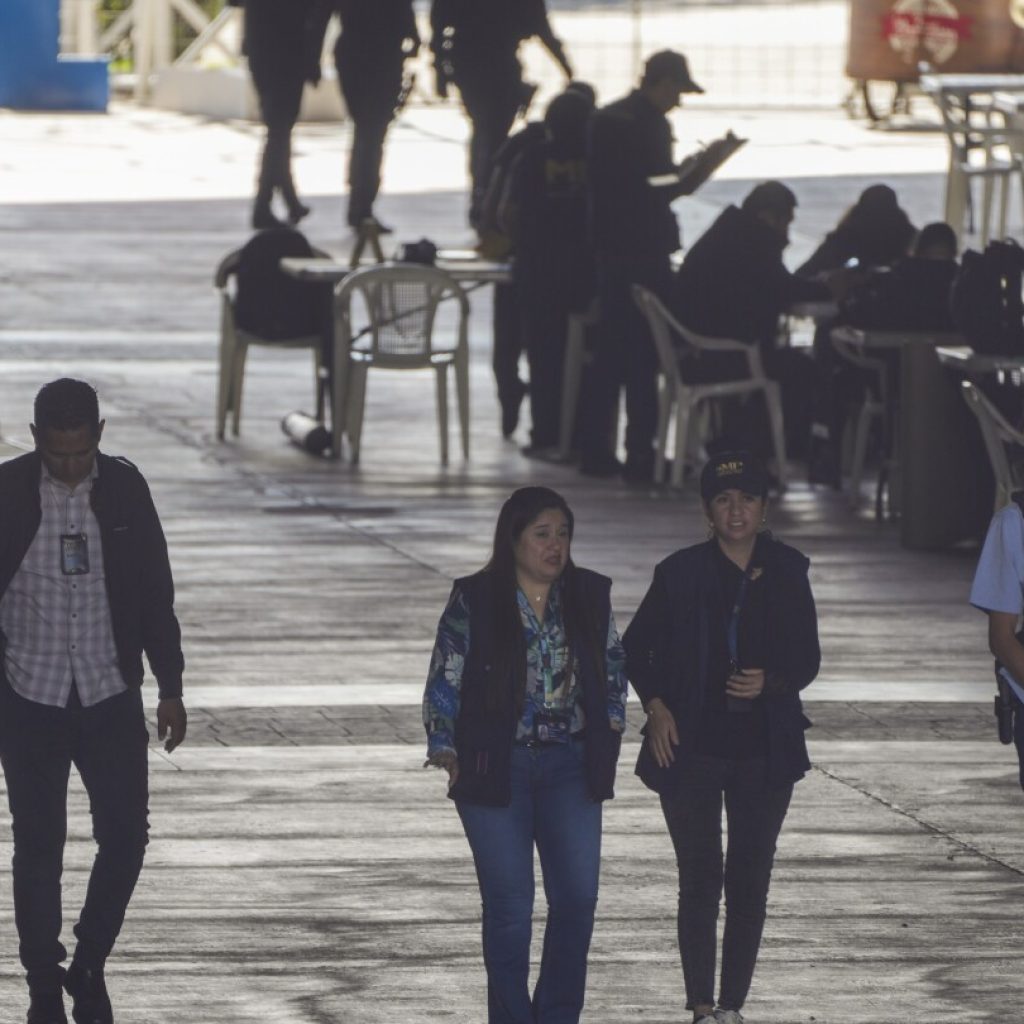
[423, 486, 627, 1024]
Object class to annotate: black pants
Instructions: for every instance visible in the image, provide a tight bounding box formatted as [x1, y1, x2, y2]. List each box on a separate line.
[338, 51, 403, 227]
[0, 682, 149, 991]
[250, 59, 306, 210]
[493, 280, 526, 435]
[660, 755, 792, 1013]
[580, 258, 671, 471]
[520, 286, 571, 449]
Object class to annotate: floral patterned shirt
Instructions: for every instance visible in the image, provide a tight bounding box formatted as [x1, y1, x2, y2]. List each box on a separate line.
[423, 580, 628, 756]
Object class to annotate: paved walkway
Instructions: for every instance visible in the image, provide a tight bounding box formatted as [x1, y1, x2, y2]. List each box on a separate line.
[0, 99, 1019, 1023]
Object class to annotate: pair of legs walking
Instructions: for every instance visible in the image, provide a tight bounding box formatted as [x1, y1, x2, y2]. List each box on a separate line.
[0, 682, 149, 1014]
[250, 61, 309, 229]
[580, 258, 671, 478]
[457, 740, 601, 1024]
[661, 754, 792, 1018]
[337, 50, 404, 229]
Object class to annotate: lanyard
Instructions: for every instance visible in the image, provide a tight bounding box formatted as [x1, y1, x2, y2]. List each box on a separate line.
[45, 480, 74, 533]
[726, 571, 751, 671]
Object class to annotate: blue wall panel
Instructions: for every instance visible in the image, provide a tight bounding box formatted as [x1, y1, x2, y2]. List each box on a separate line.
[0, 0, 109, 111]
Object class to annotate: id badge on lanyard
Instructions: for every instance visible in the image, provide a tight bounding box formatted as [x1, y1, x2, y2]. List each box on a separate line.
[726, 572, 752, 713]
[60, 533, 90, 575]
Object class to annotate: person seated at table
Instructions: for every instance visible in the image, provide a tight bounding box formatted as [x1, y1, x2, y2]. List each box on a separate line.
[502, 88, 595, 457]
[805, 222, 959, 487]
[671, 180, 830, 460]
[796, 183, 917, 280]
[840, 221, 959, 332]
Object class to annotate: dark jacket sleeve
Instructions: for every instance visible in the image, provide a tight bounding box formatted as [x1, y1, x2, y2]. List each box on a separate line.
[795, 230, 850, 279]
[622, 562, 672, 707]
[764, 549, 820, 698]
[133, 474, 185, 699]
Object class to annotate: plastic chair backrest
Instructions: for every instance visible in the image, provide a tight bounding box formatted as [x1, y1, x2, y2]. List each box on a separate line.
[337, 263, 468, 365]
[231, 227, 329, 340]
[962, 380, 1020, 500]
[631, 284, 689, 382]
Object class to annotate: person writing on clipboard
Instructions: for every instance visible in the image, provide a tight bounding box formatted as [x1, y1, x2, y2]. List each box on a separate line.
[971, 493, 1024, 790]
[580, 50, 744, 482]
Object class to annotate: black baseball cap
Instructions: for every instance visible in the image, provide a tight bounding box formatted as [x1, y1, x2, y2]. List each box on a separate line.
[642, 50, 704, 94]
[700, 450, 768, 502]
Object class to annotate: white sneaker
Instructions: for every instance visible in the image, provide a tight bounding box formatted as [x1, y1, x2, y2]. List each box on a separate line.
[715, 1011, 745, 1024]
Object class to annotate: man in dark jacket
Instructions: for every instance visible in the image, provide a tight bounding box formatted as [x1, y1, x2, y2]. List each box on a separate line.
[581, 50, 703, 480]
[505, 88, 595, 454]
[430, 0, 573, 227]
[672, 180, 830, 457]
[674, 180, 829, 367]
[0, 379, 186, 1024]
[840, 220, 958, 331]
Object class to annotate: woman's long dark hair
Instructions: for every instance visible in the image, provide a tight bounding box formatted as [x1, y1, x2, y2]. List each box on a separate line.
[483, 487, 603, 716]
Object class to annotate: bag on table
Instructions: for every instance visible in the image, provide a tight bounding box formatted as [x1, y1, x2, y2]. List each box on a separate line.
[950, 239, 1024, 357]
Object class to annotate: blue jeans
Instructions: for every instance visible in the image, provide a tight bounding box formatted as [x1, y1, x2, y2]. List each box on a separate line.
[457, 739, 602, 1024]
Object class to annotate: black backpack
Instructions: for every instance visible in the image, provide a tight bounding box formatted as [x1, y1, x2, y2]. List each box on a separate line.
[950, 239, 1024, 356]
[233, 226, 331, 341]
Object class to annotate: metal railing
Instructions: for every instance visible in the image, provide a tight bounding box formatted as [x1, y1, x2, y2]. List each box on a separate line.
[61, 0, 850, 110]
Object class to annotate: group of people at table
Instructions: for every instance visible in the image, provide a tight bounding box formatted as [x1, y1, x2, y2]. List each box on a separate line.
[237, 0, 969, 490]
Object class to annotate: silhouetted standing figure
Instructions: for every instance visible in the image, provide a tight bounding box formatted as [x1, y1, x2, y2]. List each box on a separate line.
[243, 0, 323, 229]
[582, 50, 703, 481]
[430, 0, 573, 227]
[325, 0, 419, 231]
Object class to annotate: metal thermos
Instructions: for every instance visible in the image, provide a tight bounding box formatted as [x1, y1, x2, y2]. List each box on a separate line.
[281, 411, 331, 456]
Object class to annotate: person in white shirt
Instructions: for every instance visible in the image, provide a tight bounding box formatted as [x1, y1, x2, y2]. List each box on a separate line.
[970, 498, 1024, 788]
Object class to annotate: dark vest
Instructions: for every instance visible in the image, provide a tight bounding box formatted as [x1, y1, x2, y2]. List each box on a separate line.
[449, 566, 621, 807]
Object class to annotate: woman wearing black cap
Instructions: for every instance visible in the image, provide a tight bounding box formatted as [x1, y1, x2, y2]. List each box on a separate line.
[623, 451, 820, 1024]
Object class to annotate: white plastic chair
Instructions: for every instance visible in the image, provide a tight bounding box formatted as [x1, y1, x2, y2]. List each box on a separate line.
[333, 263, 470, 465]
[930, 89, 1024, 245]
[214, 244, 329, 441]
[631, 285, 787, 489]
[961, 380, 1024, 512]
[829, 326, 889, 507]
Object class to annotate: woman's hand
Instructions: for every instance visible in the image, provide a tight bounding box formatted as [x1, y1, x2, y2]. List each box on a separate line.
[424, 750, 459, 787]
[726, 668, 766, 701]
[645, 698, 679, 768]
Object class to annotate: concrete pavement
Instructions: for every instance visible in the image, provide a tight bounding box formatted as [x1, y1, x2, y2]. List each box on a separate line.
[0, 96, 1020, 1023]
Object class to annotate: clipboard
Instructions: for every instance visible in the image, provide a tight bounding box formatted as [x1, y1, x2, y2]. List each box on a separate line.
[647, 130, 747, 196]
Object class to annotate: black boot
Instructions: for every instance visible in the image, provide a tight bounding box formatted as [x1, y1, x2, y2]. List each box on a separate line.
[63, 964, 112, 1024]
[27, 976, 67, 1024]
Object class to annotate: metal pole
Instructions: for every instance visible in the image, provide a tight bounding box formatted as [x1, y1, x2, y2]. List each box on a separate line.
[134, 0, 155, 103]
[154, 0, 174, 70]
[632, 0, 643, 82]
[78, 0, 98, 53]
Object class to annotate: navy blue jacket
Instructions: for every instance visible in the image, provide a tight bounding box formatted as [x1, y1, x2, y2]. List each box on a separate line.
[623, 535, 819, 793]
[0, 451, 184, 699]
[587, 90, 685, 264]
[448, 566, 621, 807]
